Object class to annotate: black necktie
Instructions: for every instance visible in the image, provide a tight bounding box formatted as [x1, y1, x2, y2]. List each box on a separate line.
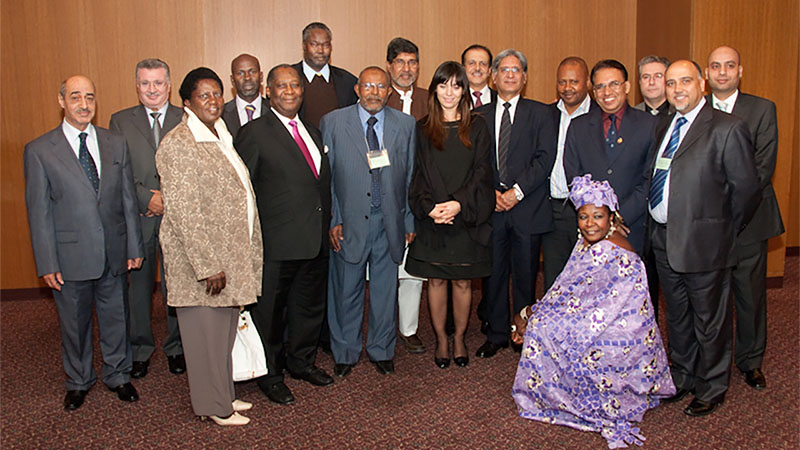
[367, 116, 381, 208]
[151, 112, 162, 148]
[78, 132, 99, 192]
[605, 114, 618, 158]
[497, 102, 512, 184]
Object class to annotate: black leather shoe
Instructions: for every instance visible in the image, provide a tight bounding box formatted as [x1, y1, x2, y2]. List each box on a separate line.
[167, 354, 186, 375]
[263, 382, 295, 405]
[744, 368, 766, 390]
[110, 382, 139, 402]
[64, 390, 88, 411]
[684, 397, 721, 417]
[661, 388, 691, 404]
[334, 363, 354, 378]
[475, 340, 508, 358]
[131, 360, 149, 379]
[480, 321, 489, 335]
[372, 360, 395, 375]
[290, 366, 334, 386]
[454, 355, 469, 367]
[434, 357, 450, 369]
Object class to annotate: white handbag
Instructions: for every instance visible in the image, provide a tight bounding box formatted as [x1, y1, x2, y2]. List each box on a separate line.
[231, 309, 268, 381]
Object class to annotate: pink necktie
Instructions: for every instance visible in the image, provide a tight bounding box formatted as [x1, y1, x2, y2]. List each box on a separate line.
[473, 91, 483, 107]
[288, 120, 318, 179]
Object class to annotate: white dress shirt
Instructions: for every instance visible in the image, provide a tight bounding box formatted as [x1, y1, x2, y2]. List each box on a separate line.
[711, 89, 739, 113]
[393, 86, 414, 115]
[551, 95, 592, 198]
[62, 121, 101, 178]
[145, 102, 169, 128]
[235, 95, 263, 126]
[270, 107, 322, 173]
[302, 60, 331, 83]
[469, 85, 492, 109]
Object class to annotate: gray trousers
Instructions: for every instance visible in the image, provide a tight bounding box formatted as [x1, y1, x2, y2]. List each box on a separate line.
[176, 306, 237, 417]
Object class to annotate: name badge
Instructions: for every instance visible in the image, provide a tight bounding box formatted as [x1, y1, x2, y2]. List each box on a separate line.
[367, 149, 391, 169]
[655, 156, 672, 171]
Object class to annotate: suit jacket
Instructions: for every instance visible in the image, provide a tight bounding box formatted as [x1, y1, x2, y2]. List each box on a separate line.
[222, 96, 269, 139]
[24, 125, 144, 280]
[109, 103, 182, 242]
[475, 98, 557, 234]
[634, 100, 671, 116]
[386, 86, 429, 120]
[156, 116, 263, 308]
[706, 92, 784, 244]
[546, 98, 598, 196]
[291, 62, 358, 122]
[649, 103, 760, 272]
[235, 109, 331, 263]
[321, 104, 416, 264]
[564, 104, 657, 253]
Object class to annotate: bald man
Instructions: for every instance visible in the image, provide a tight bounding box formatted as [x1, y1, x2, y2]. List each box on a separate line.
[223, 53, 268, 138]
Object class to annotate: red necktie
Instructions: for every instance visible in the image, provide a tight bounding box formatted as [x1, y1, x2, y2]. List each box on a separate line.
[288, 120, 318, 179]
[473, 91, 483, 107]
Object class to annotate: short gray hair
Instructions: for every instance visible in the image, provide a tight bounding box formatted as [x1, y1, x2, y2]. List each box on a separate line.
[302, 22, 332, 42]
[637, 55, 670, 75]
[135, 58, 171, 82]
[492, 49, 528, 73]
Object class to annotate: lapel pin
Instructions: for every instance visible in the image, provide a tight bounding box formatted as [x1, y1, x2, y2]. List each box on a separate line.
[617, 137, 623, 144]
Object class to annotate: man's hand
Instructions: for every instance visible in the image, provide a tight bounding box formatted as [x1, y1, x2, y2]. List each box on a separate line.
[145, 189, 164, 217]
[42, 272, 64, 291]
[499, 190, 520, 211]
[203, 271, 226, 295]
[494, 190, 506, 212]
[128, 258, 143, 270]
[329, 225, 343, 252]
[616, 222, 630, 237]
[405, 232, 416, 245]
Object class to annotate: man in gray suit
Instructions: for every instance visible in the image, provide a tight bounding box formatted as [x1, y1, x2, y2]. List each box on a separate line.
[24, 75, 144, 410]
[321, 67, 416, 377]
[222, 53, 268, 139]
[109, 58, 185, 379]
[705, 45, 784, 391]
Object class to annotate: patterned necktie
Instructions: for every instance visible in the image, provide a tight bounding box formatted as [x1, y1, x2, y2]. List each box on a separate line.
[367, 116, 381, 208]
[497, 102, 512, 184]
[649, 117, 688, 209]
[78, 132, 99, 192]
[245, 104, 255, 122]
[605, 114, 618, 158]
[151, 112, 162, 148]
[473, 91, 483, 107]
[288, 120, 318, 178]
[715, 102, 728, 113]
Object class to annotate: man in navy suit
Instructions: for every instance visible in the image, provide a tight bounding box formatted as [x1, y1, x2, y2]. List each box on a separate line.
[705, 45, 784, 391]
[462, 44, 497, 108]
[321, 67, 416, 377]
[564, 59, 657, 255]
[25, 75, 144, 410]
[474, 49, 556, 358]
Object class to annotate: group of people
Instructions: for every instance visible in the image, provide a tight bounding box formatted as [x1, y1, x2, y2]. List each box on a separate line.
[24, 18, 783, 447]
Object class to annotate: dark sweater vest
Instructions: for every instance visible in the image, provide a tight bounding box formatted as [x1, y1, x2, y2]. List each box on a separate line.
[303, 74, 339, 129]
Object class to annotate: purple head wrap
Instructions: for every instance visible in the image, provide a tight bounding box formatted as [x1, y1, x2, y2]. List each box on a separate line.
[568, 174, 619, 212]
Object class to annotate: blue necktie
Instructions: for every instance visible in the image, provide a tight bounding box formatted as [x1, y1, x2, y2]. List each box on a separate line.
[649, 117, 687, 209]
[367, 117, 381, 208]
[605, 114, 617, 158]
[78, 132, 99, 192]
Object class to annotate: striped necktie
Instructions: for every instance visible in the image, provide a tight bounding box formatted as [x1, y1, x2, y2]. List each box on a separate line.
[649, 117, 687, 209]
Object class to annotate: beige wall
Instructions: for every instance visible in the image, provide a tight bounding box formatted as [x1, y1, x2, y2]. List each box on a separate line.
[1, 0, 797, 289]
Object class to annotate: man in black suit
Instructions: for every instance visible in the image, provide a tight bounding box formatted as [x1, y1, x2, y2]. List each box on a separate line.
[109, 58, 185, 379]
[649, 60, 760, 417]
[235, 64, 333, 405]
[564, 59, 657, 256]
[291, 22, 358, 129]
[542, 56, 594, 290]
[462, 44, 497, 108]
[222, 53, 268, 139]
[705, 45, 784, 391]
[634, 55, 671, 116]
[474, 49, 556, 358]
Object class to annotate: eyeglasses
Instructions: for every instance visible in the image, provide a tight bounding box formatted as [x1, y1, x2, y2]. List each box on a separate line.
[498, 66, 522, 74]
[391, 59, 418, 68]
[360, 82, 387, 90]
[640, 73, 664, 82]
[592, 80, 623, 92]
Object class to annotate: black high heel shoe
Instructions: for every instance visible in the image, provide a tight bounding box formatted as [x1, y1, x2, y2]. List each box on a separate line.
[454, 355, 469, 367]
[434, 356, 450, 369]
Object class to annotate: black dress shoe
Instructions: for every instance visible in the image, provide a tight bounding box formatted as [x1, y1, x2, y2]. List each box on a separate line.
[684, 397, 721, 417]
[131, 360, 149, 379]
[64, 390, 88, 411]
[334, 363, 354, 378]
[661, 388, 691, 404]
[434, 357, 450, 369]
[372, 360, 395, 375]
[167, 354, 186, 375]
[263, 382, 295, 405]
[290, 366, 334, 386]
[110, 382, 139, 402]
[744, 368, 766, 390]
[454, 355, 469, 367]
[475, 340, 508, 358]
[480, 321, 489, 335]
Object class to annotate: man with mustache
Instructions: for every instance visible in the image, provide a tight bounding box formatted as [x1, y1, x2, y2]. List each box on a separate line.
[291, 22, 358, 129]
[321, 67, 416, 377]
[109, 58, 186, 379]
[462, 44, 497, 107]
[222, 53, 267, 139]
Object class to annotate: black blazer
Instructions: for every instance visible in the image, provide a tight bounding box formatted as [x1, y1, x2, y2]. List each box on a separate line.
[563, 104, 657, 253]
[649, 103, 760, 272]
[475, 98, 557, 234]
[235, 110, 331, 263]
[222, 96, 270, 140]
[707, 93, 784, 244]
[291, 62, 358, 122]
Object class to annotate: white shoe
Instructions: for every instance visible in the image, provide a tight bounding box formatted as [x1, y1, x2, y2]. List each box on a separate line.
[232, 399, 253, 412]
[204, 412, 250, 426]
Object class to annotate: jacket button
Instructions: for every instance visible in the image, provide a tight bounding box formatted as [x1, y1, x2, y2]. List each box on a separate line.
[607, 169, 613, 175]
[367, 192, 371, 197]
[317, 207, 322, 212]
[365, 216, 369, 220]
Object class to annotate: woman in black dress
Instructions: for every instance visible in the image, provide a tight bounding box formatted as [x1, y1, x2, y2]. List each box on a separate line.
[406, 61, 494, 368]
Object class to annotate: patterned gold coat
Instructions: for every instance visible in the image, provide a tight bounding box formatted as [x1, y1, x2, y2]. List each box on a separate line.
[156, 115, 262, 308]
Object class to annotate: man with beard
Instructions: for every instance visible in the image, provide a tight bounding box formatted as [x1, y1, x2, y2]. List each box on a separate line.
[222, 53, 267, 138]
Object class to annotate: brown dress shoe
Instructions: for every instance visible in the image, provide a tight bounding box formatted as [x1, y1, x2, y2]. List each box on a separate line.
[744, 368, 766, 390]
[399, 334, 426, 354]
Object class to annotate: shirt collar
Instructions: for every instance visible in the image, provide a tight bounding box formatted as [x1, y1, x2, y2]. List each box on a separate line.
[393, 85, 414, 100]
[677, 96, 707, 124]
[712, 89, 739, 111]
[302, 60, 330, 83]
[357, 103, 385, 127]
[61, 120, 96, 143]
[556, 94, 591, 118]
[270, 106, 299, 127]
[184, 107, 233, 147]
[601, 102, 627, 123]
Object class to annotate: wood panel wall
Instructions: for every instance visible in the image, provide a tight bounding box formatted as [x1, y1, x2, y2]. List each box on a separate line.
[1, 0, 797, 289]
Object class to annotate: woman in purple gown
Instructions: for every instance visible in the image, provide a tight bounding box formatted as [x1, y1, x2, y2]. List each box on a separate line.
[510, 174, 675, 449]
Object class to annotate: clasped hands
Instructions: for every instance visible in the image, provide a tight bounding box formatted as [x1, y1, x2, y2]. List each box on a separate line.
[428, 200, 461, 225]
[495, 189, 519, 212]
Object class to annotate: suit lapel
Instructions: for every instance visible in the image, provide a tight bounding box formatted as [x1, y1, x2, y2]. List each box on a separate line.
[50, 128, 97, 195]
[132, 105, 158, 150]
[673, 104, 712, 160]
[164, 104, 183, 132]
[509, 99, 528, 153]
[344, 107, 370, 166]
[586, 108, 609, 166]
